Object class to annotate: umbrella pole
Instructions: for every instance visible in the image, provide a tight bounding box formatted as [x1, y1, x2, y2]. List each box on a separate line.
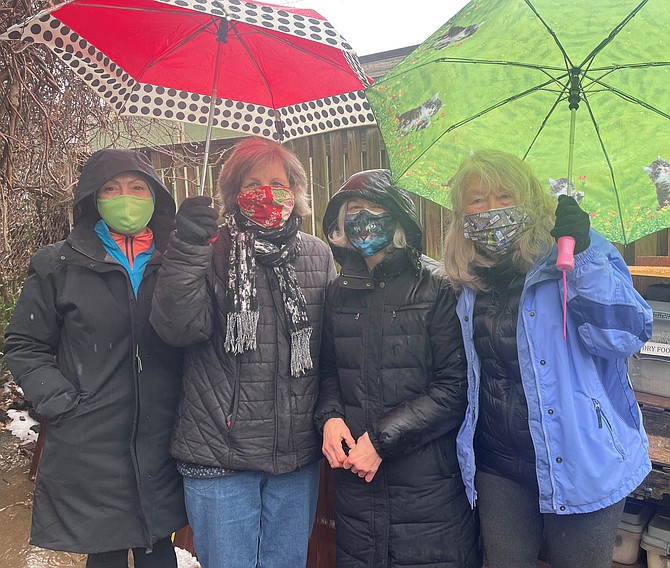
[557, 98, 580, 339]
[199, 22, 228, 196]
[566, 107, 577, 193]
[556, 107, 578, 273]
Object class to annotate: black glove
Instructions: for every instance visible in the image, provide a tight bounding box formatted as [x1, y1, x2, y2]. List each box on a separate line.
[175, 196, 219, 245]
[550, 194, 590, 254]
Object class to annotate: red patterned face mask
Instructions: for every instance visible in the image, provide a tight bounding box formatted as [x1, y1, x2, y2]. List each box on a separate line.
[237, 186, 295, 229]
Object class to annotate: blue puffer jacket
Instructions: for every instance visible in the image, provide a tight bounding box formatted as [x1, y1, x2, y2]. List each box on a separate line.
[456, 230, 653, 515]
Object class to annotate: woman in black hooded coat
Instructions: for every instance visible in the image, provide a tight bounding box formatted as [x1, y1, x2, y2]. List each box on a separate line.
[315, 169, 481, 568]
[4, 149, 187, 567]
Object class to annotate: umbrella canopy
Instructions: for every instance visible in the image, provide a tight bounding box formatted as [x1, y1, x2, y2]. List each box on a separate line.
[2, 0, 375, 143]
[366, 0, 670, 245]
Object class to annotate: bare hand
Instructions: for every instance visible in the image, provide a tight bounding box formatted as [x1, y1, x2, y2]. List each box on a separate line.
[322, 417, 356, 468]
[343, 431, 382, 482]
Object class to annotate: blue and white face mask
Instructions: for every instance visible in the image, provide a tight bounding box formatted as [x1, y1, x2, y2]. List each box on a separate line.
[463, 205, 527, 255]
[344, 209, 396, 258]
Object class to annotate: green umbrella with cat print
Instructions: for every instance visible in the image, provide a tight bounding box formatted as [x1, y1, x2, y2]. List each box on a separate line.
[366, 0, 670, 245]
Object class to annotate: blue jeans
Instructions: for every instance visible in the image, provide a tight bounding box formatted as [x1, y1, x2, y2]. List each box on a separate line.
[183, 462, 319, 568]
[475, 470, 625, 568]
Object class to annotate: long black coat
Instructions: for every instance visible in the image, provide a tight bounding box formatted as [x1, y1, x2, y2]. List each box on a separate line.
[4, 150, 187, 553]
[315, 170, 481, 568]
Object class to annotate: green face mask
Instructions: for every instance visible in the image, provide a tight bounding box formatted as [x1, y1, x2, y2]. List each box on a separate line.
[97, 195, 155, 235]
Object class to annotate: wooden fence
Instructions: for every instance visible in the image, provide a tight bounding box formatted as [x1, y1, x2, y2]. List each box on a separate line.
[147, 125, 668, 265]
[147, 126, 448, 260]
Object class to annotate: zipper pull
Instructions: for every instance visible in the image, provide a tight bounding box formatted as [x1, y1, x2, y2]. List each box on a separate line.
[354, 312, 360, 320]
[136, 345, 143, 373]
[593, 399, 603, 429]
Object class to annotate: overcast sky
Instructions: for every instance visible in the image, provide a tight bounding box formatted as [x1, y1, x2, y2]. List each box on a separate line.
[286, 0, 471, 55]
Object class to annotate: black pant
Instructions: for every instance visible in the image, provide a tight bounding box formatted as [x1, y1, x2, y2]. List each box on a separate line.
[475, 470, 625, 568]
[85, 536, 177, 568]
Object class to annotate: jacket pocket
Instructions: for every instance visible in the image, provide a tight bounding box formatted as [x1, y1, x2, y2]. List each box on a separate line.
[592, 398, 627, 459]
[387, 302, 432, 327]
[49, 391, 92, 426]
[430, 435, 461, 479]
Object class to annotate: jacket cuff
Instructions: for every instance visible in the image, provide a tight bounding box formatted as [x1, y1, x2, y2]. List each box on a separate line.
[367, 429, 387, 460]
[314, 411, 345, 434]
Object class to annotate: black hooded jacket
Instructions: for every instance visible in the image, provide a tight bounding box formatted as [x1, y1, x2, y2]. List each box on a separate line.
[314, 170, 481, 568]
[4, 149, 187, 553]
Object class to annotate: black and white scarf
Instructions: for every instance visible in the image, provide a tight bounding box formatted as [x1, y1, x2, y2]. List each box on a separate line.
[223, 212, 312, 377]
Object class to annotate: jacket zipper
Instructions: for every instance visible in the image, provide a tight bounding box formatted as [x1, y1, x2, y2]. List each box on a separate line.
[124, 235, 136, 266]
[591, 398, 626, 458]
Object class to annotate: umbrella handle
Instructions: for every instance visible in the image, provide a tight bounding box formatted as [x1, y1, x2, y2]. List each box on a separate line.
[557, 236, 575, 341]
[556, 236, 575, 271]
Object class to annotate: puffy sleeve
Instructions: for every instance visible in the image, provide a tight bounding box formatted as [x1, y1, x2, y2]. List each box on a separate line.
[4, 246, 81, 420]
[150, 231, 215, 347]
[566, 231, 653, 359]
[314, 282, 345, 433]
[370, 278, 468, 459]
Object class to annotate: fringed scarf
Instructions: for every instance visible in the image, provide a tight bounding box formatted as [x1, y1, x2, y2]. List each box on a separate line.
[223, 212, 313, 377]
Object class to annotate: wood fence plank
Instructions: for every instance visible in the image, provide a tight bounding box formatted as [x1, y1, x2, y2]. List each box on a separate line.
[346, 129, 362, 178]
[329, 131, 345, 196]
[423, 200, 444, 261]
[311, 134, 329, 242]
[364, 127, 382, 170]
[289, 137, 313, 235]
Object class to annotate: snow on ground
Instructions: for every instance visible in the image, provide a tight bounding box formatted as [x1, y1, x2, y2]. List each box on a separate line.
[176, 547, 201, 568]
[6, 408, 39, 445]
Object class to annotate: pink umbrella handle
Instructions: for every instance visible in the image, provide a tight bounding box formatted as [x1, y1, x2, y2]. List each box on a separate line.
[556, 236, 575, 271]
[556, 236, 575, 340]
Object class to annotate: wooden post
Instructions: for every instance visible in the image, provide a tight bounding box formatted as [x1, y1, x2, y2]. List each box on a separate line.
[306, 461, 336, 568]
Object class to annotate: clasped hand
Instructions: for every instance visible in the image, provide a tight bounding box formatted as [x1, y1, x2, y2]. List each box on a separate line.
[322, 418, 382, 483]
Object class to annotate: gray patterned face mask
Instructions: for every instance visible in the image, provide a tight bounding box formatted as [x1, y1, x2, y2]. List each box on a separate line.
[463, 205, 526, 255]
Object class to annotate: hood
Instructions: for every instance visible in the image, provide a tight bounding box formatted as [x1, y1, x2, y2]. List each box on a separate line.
[322, 169, 422, 265]
[73, 148, 175, 226]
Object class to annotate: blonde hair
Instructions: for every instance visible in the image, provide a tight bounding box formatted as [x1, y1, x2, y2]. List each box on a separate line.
[443, 149, 556, 291]
[217, 137, 310, 218]
[329, 201, 407, 251]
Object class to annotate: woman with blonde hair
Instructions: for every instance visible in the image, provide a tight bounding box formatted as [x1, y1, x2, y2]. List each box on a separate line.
[444, 149, 652, 568]
[150, 137, 336, 567]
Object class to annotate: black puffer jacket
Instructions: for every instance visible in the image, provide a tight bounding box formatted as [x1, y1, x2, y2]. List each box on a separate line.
[473, 260, 536, 485]
[315, 170, 481, 568]
[4, 149, 186, 553]
[150, 225, 336, 474]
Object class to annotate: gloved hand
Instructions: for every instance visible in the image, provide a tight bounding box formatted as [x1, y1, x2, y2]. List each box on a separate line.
[550, 194, 590, 254]
[175, 196, 219, 245]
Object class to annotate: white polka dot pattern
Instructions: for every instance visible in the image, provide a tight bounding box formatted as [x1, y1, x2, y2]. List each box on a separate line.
[2, 0, 376, 141]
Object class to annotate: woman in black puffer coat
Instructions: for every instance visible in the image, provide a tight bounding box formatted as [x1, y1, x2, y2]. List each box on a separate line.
[315, 169, 481, 568]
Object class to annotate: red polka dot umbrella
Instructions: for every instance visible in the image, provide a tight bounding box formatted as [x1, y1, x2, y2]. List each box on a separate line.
[2, 0, 374, 192]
